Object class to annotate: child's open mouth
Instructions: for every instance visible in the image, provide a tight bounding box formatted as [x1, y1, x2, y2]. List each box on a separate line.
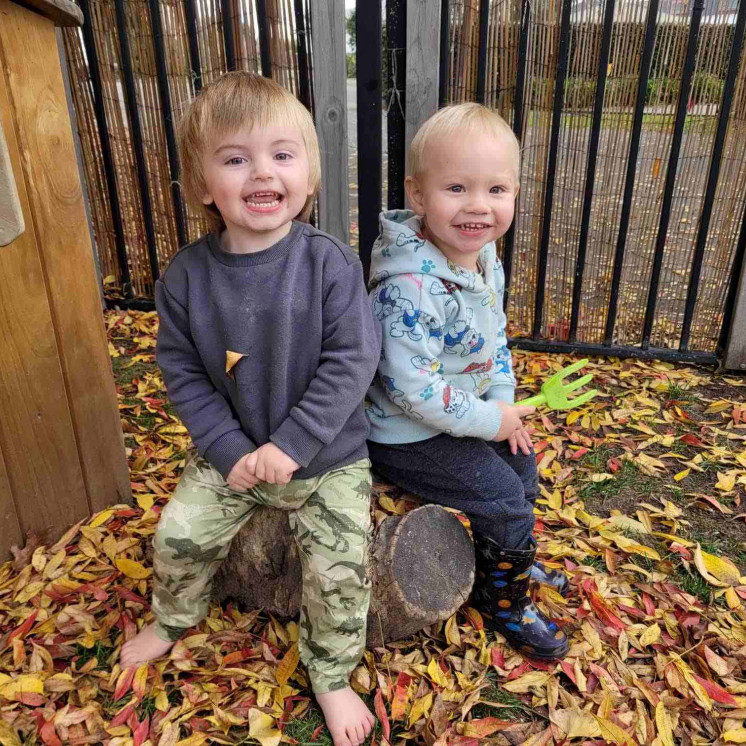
[455, 223, 491, 236]
[244, 191, 284, 212]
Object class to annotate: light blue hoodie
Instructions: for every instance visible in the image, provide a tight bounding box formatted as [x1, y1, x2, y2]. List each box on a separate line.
[366, 209, 515, 444]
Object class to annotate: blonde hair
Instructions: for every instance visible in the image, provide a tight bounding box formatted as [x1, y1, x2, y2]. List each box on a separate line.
[177, 72, 321, 229]
[408, 103, 520, 180]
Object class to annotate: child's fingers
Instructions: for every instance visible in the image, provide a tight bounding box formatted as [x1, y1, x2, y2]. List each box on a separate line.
[508, 433, 518, 455]
[514, 405, 536, 419]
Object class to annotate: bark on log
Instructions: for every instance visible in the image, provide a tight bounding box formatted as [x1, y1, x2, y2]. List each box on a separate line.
[213, 503, 475, 646]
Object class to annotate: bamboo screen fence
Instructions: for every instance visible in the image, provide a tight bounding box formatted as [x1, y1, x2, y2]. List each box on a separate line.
[64, 0, 746, 354]
[442, 0, 746, 353]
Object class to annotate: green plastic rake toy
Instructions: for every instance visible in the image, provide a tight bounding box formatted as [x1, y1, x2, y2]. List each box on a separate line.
[519, 358, 599, 411]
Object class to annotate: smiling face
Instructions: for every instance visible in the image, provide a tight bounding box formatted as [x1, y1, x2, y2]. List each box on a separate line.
[200, 123, 313, 253]
[405, 131, 519, 271]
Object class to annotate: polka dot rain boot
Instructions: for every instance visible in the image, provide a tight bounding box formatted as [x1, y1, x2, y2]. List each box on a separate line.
[530, 560, 570, 596]
[473, 534, 569, 660]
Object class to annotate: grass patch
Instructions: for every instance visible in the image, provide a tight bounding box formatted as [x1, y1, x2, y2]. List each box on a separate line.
[73, 641, 114, 670]
[471, 680, 534, 722]
[579, 459, 651, 501]
[665, 380, 696, 403]
[672, 567, 714, 605]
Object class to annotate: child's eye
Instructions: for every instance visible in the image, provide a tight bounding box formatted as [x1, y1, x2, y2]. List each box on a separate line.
[448, 185, 464, 193]
[275, 152, 293, 161]
[490, 186, 505, 194]
[226, 156, 246, 166]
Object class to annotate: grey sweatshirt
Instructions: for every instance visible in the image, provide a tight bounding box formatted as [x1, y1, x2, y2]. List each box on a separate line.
[155, 221, 382, 480]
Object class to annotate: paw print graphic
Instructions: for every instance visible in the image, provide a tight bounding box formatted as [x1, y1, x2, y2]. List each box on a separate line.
[421, 259, 435, 273]
[381, 247, 391, 258]
[420, 386, 434, 401]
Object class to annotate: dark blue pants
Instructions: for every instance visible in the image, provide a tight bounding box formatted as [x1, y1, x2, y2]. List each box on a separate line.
[367, 435, 538, 550]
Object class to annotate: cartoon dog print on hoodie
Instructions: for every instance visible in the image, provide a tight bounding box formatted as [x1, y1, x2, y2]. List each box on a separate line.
[443, 309, 485, 357]
[442, 385, 470, 419]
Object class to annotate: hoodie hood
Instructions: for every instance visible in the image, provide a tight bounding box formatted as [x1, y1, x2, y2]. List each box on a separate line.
[368, 209, 495, 293]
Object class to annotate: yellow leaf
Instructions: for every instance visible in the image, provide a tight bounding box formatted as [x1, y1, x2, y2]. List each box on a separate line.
[716, 472, 737, 493]
[248, 709, 281, 746]
[89, 509, 115, 528]
[225, 350, 247, 377]
[275, 643, 299, 686]
[726, 587, 742, 609]
[655, 701, 675, 746]
[136, 493, 155, 512]
[116, 558, 152, 579]
[594, 716, 635, 746]
[674, 468, 690, 482]
[724, 730, 746, 743]
[694, 544, 741, 587]
[566, 410, 581, 426]
[639, 623, 661, 647]
[550, 708, 600, 738]
[0, 674, 44, 701]
[502, 671, 550, 694]
[705, 400, 732, 413]
[0, 721, 21, 746]
[427, 658, 450, 687]
[407, 692, 433, 727]
[445, 615, 461, 646]
[175, 735, 210, 746]
[590, 473, 614, 483]
[674, 658, 711, 712]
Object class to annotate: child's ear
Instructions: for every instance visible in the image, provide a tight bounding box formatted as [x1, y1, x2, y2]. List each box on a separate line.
[514, 182, 521, 197]
[405, 175, 425, 214]
[201, 191, 215, 206]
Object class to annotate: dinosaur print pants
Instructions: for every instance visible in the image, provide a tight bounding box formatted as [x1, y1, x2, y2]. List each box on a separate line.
[150, 452, 372, 694]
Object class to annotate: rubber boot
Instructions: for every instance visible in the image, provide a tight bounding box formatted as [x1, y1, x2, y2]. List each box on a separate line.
[531, 561, 569, 596]
[473, 534, 569, 660]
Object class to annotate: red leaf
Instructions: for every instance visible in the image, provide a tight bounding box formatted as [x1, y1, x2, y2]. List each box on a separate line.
[692, 675, 738, 706]
[374, 688, 391, 744]
[8, 610, 39, 643]
[491, 647, 505, 669]
[133, 716, 150, 746]
[560, 661, 578, 686]
[114, 667, 136, 701]
[588, 593, 627, 631]
[110, 704, 135, 728]
[680, 433, 704, 447]
[607, 457, 622, 473]
[38, 719, 62, 746]
[310, 724, 325, 742]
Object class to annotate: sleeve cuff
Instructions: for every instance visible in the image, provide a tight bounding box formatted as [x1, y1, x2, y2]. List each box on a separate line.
[270, 416, 325, 468]
[485, 384, 515, 404]
[468, 399, 504, 441]
[203, 430, 255, 479]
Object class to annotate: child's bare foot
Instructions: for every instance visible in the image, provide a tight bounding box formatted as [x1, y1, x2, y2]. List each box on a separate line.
[316, 687, 375, 746]
[120, 623, 175, 668]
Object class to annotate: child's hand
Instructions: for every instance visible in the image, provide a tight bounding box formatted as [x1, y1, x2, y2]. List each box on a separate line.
[227, 452, 261, 492]
[252, 443, 300, 485]
[508, 426, 534, 456]
[492, 403, 535, 443]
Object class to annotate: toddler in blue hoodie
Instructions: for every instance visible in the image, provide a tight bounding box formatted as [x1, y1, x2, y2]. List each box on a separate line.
[366, 103, 568, 660]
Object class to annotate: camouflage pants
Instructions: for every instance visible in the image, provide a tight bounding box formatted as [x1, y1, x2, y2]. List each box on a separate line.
[151, 453, 372, 694]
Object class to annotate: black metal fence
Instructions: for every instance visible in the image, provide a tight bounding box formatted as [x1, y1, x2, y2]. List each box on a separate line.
[66, 0, 746, 365]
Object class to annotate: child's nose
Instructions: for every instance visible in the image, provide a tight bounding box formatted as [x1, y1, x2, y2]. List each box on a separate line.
[250, 158, 273, 180]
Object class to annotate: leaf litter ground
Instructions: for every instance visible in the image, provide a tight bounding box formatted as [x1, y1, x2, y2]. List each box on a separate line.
[1, 310, 745, 746]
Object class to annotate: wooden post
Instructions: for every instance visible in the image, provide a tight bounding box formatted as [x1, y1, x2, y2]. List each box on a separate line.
[404, 0, 441, 170]
[725, 257, 746, 371]
[310, 0, 349, 244]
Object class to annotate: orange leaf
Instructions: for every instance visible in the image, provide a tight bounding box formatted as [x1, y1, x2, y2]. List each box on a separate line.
[390, 672, 412, 721]
[275, 643, 299, 686]
[374, 687, 391, 743]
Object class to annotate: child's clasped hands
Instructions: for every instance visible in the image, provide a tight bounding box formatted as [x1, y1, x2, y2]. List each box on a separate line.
[227, 443, 300, 490]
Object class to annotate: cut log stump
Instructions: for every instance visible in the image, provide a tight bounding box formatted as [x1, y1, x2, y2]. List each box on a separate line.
[213, 503, 475, 646]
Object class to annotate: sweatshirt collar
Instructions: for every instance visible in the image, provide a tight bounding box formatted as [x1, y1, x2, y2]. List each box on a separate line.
[207, 221, 304, 267]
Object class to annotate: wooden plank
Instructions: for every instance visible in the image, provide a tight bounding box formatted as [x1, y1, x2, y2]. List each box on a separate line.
[309, 0, 349, 244]
[724, 254, 746, 371]
[405, 0, 441, 169]
[9, 0, 82, 26]
[0, 1, 131, 512]
[0, 117, 24, 246]
[0, 440, 23, 559]
[0, 5, 90, 545]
